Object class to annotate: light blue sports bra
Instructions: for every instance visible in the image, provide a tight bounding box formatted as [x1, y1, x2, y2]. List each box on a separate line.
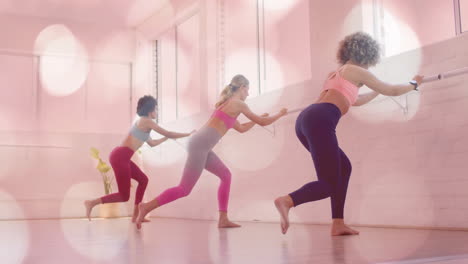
[130, 122, 150, 142]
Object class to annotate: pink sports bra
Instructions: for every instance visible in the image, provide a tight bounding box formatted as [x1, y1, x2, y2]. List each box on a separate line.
[323, 66, 359, 105]
[212, 109, 237, 129]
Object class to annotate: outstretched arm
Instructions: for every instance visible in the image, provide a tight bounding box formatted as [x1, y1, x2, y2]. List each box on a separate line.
[353, 91, 380, 106]
[355, 67, 423, 97]
[233, 121, 255, 133]
[240, 102, 287, 126]
[148, 120, 193, 139]
[146, 137, 168, 147]
[232, 114, 268, 133]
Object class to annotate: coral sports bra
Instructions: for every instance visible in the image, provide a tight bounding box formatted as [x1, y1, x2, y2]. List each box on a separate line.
[323, 66, 359, 105]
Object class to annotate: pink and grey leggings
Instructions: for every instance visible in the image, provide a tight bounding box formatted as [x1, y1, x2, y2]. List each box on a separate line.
[101, 146, 148, 205]
[156, 126, 232, 211]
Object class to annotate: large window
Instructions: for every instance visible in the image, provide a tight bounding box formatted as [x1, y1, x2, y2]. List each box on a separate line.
[155, 1, 311, 114]
[261, 0, 312, 92]
[457, 0, 468, 33]
[158, 28, 177, 123]
[372, 0, 456, 57]
[221, 0, 311, 97]
[177, 14, 201, 120]
[223, 0, 261, 97]
[157, 13, 201, 124]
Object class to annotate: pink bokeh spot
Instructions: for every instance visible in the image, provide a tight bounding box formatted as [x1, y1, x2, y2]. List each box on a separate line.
[381, 11, 421, 57]
[35, 25, 89, 97]
[60, 182, 131, 261]
[0, 190, 29, 264]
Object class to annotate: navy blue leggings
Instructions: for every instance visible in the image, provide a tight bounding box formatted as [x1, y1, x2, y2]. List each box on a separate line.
[289, 103, 352, 219]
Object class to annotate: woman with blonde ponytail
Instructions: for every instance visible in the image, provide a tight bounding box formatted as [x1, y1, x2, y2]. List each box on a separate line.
[136, 74, 288, 229]
[215, 74, 247, 107]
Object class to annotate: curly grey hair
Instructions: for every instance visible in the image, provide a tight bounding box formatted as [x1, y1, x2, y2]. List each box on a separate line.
[337, 32, 381, 67]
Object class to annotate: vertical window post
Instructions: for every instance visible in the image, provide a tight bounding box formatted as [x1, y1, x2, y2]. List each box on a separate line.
[454, 0, 462, 35]
[153, 40, 160, 123]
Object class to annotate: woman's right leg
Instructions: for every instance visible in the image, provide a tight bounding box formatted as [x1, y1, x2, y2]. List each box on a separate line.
[289, 140, 357, 235]
[276, 104, 356, 235]
[128, 161, 149, 222]
[288, 131, 339, 209]
[84, 147, 132, 220]
[275, 123, 338, 234]
[135, 148, 208, 228]
[204, 151, 240, 228]
[331, 148, 358, 235]
[156, 150, 207, 205]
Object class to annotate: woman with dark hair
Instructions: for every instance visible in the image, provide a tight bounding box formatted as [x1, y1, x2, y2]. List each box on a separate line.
[136, 75, 288, 229]
[84, 95, 193, 222]
[274, 32, 424, 236]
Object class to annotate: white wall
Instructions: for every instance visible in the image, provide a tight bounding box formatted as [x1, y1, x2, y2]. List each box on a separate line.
[0, 13, 138, 219]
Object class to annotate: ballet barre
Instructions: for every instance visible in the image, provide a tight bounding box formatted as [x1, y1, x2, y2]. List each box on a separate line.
[422, 66, 468, 83]
[0, 144, 71, 149]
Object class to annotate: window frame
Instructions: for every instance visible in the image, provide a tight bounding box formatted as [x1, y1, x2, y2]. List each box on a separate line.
[155, 11, 201, 123]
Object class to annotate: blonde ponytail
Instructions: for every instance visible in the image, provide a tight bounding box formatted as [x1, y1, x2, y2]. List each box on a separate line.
[215, 74, 250, 108]
[215, 85, 234, 108]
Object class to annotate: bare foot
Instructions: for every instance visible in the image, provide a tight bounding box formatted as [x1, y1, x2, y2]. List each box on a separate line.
[132, 206, 151, 223]
[84, 200, 93, 221]
[218, 220, 241, 228]
[331, 224, 360, 236]
[135, 203, 150, 230]
[274, 196, 293, 234]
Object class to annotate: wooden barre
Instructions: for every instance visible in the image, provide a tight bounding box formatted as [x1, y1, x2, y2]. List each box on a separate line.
[422, 66, 468, 83]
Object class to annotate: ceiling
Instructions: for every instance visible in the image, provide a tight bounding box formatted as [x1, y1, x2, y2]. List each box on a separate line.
[0, 0, 171, 27]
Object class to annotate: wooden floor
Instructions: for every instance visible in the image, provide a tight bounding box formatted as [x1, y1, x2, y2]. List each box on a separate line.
[2, 218, 468, 264]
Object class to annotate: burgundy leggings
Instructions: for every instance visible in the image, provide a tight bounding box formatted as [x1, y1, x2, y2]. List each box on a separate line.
[101, 147, 148, 205]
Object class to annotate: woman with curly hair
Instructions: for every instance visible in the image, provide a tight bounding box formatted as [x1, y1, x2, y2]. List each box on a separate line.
[274, 32, 424, 236]
[84, 95, 193, 223]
